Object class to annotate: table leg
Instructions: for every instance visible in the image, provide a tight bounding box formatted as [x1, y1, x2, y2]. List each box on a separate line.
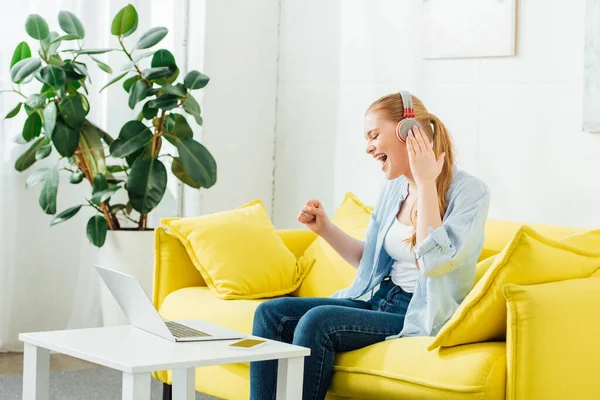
[122, 372, 151, 400]
[276, 357, 304, 400]
[22, 343, 49, 400]
[172, 367, 195, 400]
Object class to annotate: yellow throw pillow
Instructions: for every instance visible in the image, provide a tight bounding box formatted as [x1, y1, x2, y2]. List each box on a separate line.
[291, 192, 373, 298]
[161, 199, 314, 300]
[428, 225, 600, 350]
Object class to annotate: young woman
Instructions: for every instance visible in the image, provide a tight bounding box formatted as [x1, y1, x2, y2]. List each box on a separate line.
[250, 91, 491, 400]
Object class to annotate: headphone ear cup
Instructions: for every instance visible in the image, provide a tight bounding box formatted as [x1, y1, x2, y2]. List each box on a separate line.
[396, 119, 421, 142]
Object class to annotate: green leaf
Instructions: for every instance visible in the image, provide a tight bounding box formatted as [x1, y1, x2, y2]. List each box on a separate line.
[163, 114, 193, 145]
[25, 94, 45, 109]
[91, 186, 121, 205]
[69, 171, 84, 184]
[50, 204, 82, 226]
[35, 143, 52, 160]
[123, 76, 139, 93]
[148, 94, 179, 111]
[59, 94, 89, 129]
[49, 34, 80, 45]
[48, 54, 65, 66]
[10, 58, 41, 83]
[11, 42, 31, 69]
[127, 157, 167, 214]
[176, 138, 216, 188]
[164, 114, 176, 132]
[141, 100, 158, 120]
[109, 204, 127, 213]
[128, 80, 149, 109]
[160, 83, 186, 97]
[74, 49, 113, 55]
[40, 84, 56, 99]
[61, 62, 86, 80]
[107, 165, 128, 173]
[125, 142, 149, 166]
[43, 102, 57, 139]
[40, 65, 66, 89]
[25, 14, 49, 40]
[156, 66, 179, 85]
[141, 66, 173, 80]
[183, 70, 210, 90]
[137, 27, 168, 49]
[93, 173, 108, 193]
[87, 215, 108, 247]
[183, 94, 202, 125]
[5, 103, 23, 119]
[100, 71, 129, 92]
[91, 56, 112, 74]
[52, 120, 79, 156]
[14, 137, 48, 172]
[110, 121, 153, 158]
[41, 32, 60, 56]
[119, 50, 153, 71]
[39, 166, 58, 215]
[151, 49, 175, 67]
[111, 4, 138, 37]
[80, 120, 108, 176]
[23, 112, 42, 141]
[58, 11, 85, 38]
[183, 94, 201, 115]
[26, 168, 50, 189]
[171, 157, 200, 189]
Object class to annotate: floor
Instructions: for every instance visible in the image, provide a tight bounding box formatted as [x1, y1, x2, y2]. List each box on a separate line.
[0, 352, 97, 375]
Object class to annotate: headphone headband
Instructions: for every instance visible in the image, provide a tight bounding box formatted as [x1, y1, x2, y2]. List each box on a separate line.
[395, 90, 420, 143]
[398, 90, 415, 118]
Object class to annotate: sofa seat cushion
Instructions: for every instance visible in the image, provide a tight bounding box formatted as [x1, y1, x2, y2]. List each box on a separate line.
[158, 286, 272, 335]
[330, 337, 506, 400]
[158, 288, 506, 400]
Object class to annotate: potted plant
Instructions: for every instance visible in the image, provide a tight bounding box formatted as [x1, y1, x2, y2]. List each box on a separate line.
[3, 4, 217, 325]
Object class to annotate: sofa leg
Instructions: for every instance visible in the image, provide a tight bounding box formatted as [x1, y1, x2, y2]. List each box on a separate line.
[163, 383, 172, 400]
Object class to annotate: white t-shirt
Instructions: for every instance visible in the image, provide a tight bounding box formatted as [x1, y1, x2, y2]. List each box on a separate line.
[383, 217, 419, 293]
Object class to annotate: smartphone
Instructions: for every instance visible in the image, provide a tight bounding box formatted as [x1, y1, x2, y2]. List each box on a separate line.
[228, 338, 268, 350]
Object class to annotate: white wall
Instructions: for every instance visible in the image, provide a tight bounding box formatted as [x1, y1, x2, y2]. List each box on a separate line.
[273, 0, 600, 229]
[195, 0, 281, 216]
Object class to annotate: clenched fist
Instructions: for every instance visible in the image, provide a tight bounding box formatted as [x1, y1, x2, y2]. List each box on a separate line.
[297, 199, 332, 235]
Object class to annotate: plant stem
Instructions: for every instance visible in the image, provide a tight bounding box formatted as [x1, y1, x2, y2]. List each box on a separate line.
[118, 37, 152, 88]
[152, 111, 166, 157]
[85, 200, 102, 212]
[75, 145, 118, 230]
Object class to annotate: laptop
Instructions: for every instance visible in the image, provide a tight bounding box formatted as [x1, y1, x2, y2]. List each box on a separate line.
[95, 265, 245, 343]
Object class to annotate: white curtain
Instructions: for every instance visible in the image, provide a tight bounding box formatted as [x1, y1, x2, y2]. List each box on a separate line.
[0, 0, 192, 351]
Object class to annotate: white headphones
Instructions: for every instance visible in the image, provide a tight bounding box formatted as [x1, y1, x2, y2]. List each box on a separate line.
[395, 90, 422, 143]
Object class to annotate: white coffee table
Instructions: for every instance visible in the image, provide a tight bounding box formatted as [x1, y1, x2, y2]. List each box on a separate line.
[19, 321, 310, 400]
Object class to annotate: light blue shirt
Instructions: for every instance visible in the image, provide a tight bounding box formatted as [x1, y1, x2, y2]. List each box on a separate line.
[330, 165, 491, 338]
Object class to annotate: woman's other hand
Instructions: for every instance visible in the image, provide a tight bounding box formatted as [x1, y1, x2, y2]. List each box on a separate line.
[298, 199, 332, 235]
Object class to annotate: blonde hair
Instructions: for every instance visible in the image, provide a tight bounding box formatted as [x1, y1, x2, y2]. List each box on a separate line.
[366, 93, 455, 250]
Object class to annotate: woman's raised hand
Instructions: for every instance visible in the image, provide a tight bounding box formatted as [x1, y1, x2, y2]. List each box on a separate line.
[297, 199, 332, 235]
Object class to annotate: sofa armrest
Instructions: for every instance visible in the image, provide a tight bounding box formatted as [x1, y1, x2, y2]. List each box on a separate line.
[276, 229, 317, 258]
[503, 278, 600, 400]
[152, 227, 206, 310]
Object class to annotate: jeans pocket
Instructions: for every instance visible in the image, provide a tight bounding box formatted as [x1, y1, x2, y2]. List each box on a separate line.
[385, 288, 413, 316]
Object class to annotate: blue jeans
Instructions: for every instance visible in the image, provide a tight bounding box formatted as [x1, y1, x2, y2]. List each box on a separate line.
[249, 278, 413, 400]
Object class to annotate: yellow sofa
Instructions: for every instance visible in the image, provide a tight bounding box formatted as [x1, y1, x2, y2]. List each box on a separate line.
[151, 219, 600, 400]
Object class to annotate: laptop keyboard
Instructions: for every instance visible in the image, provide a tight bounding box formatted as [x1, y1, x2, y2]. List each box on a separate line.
[165, 321, 211, 338]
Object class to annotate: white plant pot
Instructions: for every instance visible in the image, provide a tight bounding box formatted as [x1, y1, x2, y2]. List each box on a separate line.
[96, 230, 155, 326]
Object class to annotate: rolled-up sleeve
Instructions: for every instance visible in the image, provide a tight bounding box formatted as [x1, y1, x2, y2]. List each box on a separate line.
[414, 180, 491, 278]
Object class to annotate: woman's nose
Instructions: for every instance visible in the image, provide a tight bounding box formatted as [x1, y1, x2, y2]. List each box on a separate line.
[366, 143, 374, 155]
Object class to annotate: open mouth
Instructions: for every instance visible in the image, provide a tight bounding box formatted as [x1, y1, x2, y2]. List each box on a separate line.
[376, 154, 388, 169]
